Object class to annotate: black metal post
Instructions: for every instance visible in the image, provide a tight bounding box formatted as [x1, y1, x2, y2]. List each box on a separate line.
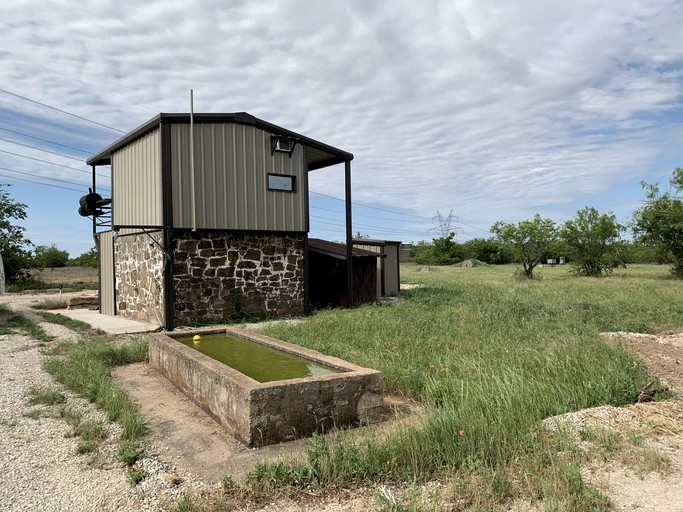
[345, 161, 353, 307]
[91, 165, 97, 237]
[161, 123, 175, 331]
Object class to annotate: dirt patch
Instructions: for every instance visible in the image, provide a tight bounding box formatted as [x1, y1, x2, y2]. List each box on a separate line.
[113, 362, 422, 484]
[546, 330, 683, 512]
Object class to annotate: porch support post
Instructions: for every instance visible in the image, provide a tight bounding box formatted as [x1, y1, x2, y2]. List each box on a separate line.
[161, 122, 175, 331]
[345, 160, 353, 307]
[91, 165, 97, 238]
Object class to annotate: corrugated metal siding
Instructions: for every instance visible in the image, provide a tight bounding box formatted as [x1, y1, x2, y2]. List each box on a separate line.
[352, 242, 401, 296]
[384, 244, 400, 295]
[112, 128, 162, 226]
[170, 123, 306, 231]
[354, 243, 382, 296]
[98, 231, 115, 316]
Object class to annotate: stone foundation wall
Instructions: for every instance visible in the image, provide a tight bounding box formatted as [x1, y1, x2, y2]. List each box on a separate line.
[172, 230, 304, 324]
[114, 231, 164, 325]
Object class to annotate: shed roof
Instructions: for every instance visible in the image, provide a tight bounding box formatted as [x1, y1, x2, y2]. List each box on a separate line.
[309, 238, 385, 260]
[352, 238, 402, 246]
[86, 112, 353, 170]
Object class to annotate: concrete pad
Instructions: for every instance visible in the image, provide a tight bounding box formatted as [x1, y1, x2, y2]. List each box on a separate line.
[52, 308, 159, 334]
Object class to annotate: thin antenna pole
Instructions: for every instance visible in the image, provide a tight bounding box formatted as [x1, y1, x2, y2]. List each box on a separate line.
[190, 89, 197, 231]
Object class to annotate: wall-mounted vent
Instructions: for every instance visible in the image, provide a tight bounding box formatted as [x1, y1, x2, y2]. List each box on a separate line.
[271, 136, 296, 157]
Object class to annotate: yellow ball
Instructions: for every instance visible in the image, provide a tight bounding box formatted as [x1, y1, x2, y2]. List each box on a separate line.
[192, 335, 202, 342]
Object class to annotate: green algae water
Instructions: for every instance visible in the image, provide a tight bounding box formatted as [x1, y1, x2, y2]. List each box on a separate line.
[176, 333, 341, 383]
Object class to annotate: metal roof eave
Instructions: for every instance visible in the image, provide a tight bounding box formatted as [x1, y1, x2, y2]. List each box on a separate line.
[86, 112, 353, 169]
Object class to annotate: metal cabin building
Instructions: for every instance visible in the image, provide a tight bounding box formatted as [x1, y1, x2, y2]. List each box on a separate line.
[85, 113, 355, 330]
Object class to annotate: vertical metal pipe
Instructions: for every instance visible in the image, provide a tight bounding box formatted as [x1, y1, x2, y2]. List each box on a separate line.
[190, 89, 197, 231]
[345, 161, 353, 307]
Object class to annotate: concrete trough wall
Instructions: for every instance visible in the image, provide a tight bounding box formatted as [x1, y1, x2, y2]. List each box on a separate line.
[148, 327, 383, 447]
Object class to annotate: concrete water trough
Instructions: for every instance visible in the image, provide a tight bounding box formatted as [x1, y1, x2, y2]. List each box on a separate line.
[149, 326, 384, 447]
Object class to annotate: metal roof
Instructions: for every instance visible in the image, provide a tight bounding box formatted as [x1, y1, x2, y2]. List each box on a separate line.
[86, 112, 353, 170]
[352, 238, 402, 245]
[309, 238, 385, 260]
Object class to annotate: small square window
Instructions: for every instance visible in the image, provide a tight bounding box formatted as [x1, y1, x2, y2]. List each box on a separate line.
[268, 173, 296, 192]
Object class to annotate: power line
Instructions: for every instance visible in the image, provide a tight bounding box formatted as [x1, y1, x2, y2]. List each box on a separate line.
[313, 192, 491, 236]
[0, 136, 84, 162]
[310, 204, 431, 224]
[0, 126, 91, 154]
[309, 215, 429, 238]
[0, 87, 125, 134]
[457, 221, 492, 235]
[0, 173, 84, 193]
[0, 149, 109, 178]
[0, 166, 110, 193]
[310, 191, 433, 221]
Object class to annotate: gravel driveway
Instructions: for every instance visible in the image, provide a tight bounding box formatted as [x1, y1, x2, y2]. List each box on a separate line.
[0, 298, 205, 512]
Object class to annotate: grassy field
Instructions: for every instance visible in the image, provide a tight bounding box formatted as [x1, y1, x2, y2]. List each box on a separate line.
[242, 263, 682, 510]
[6, 266, 98, 292]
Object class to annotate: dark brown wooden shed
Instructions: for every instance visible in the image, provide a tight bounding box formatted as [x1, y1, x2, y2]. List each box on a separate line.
[308, 239, 384, 309]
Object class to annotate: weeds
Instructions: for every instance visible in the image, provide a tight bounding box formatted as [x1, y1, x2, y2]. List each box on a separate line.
[220, 475, 238, 495]
[23, 409, 45, 420]
[44, 336, 149, 480]
[127, 467, 148, 485]
[242, 264, 681, 509]
[26, 386, 66, 406]
[0, 304, 53, 341]
[35, 311, 92, 331]
[172, 496, 199, 512]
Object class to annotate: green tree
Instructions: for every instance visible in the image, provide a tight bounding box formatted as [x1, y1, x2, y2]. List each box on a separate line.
[0, 184, 33, 282]
[491, 214, 557, 278]
[632, 168, 683, 277]
[560, 207, 623, 276]
[410, 234, 466, 265]
[34, 244, 70, 269]
[461, 237, 513, 264]
[68, 247, 99, 268]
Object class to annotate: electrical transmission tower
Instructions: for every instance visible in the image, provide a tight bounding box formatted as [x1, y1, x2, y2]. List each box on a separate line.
[431, 209, 463, 238]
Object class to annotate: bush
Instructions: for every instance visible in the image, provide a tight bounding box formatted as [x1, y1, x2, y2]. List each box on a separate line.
[34, 244, 69, 269]
[68, 247, 98, 268]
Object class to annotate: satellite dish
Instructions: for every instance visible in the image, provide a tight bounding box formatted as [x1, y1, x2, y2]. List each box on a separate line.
[0, 253, 5, 295]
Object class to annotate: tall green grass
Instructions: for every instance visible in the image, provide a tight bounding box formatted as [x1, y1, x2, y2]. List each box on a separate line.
[248, 264, 680, 509]
[43, 337, 149, 475]
[0, 303, 53, 341]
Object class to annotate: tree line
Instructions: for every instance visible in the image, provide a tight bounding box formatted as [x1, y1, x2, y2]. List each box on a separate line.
[413, 168, 683, 279]
[1, 168, 682, 283]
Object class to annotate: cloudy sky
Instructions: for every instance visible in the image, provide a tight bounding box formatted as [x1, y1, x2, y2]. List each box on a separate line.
[1, 0, 682, 256]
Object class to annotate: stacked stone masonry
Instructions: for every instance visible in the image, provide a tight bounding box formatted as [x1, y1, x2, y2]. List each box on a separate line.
[114, 231, 165, 325]
[173, 230, 305, 324]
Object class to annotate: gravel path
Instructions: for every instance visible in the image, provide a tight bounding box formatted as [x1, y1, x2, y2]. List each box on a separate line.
[0, 301, 208, 512]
